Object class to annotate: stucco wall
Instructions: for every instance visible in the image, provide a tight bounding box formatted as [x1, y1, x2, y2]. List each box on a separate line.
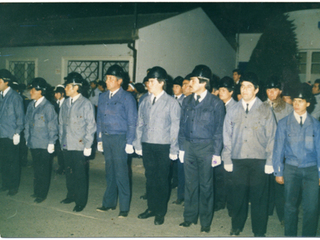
[237, 33, 262, 63]
[135, 8, 236, 82]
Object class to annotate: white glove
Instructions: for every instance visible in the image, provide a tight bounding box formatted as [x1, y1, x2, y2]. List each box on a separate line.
[179, 150, 185, 163]
[83, 148, 92, 157]
[13, 134, 20, 145]
[97, 142, 103, 152]
[224, 164, 233, 172]
[135, 149, 142, 156]
[264, 165, 274, 174]
[169, 154, 178, 161]
[125, 144, 134, 154]
[47, 144, 55, 154]
[211, 155, 221, 167]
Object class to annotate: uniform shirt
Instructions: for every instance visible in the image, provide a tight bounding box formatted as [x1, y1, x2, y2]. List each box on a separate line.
[179, 92, 225, 156]
[273, 112, 320, 177]
[89, 87, 102, 107]
[97, 87, 137, 144]
[133, 91, 180, 155]
[0, 87, 24, 139]
[24, 97, 58, 149]
[59, 94, 96, 151]
[266, 97, 293, 123]
[311, 93, 320, 121]
[222, 98, 277, 166]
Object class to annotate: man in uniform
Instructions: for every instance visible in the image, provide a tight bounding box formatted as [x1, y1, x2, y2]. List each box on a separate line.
[182, 74, 192, 97]
[96, 64, 137, 218]
[133, 66, 180, 225]
[222, 72, 276, 237]
[311, 78, 320, 121]
[273, 85, 320, 237]
[179, 65, 225, 233]
[0, 69, 24, 196]
[59, 72, 96, 212]
[232, 69, 242, 85]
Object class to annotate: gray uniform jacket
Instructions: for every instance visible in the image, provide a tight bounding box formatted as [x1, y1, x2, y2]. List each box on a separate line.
[225, 98, 237, 112]
[311, 93, 320, 121]
[25, 98, 58, 149]
[175, 94, 185, 107]
[222, 98, 277, 166]
[89, 87, 102, 107]
[0, 87, 24, 139]
[59, 94, 96, 151]
[133, 92, 181, 155]
[265, 97, 293, 123]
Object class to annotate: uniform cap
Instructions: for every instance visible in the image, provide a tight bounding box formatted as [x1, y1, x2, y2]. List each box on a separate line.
[190, 65, 212, 81]
[147, 66, 167, 81]
[64, 72, 84, 86]
[106, 64, 125, 79]
[218, 76, 234, 90]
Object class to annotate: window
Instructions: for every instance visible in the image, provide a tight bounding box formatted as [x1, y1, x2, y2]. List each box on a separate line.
[311, 52, 320, 74]
[8, 61, 35, 84]
[298, 52, 307, 74]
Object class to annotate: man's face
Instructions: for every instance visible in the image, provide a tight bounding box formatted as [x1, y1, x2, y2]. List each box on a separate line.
[54, 92, 62, 100]
[233, 72, 241, 83]
[190, 77, 206, 95]
[144, 80, 150, 92]
[90, 82, 97, 89]
[219, 87, 233, 103]
[148, 78, 163, 95]
[0, 79, 8, 92]
[293, 98, 310, 115]
[282, 96, 293, 105]
[172, 84, 182, 96]
[240, 81, 259, 102]
[98, 85, 104, 92]
[106, 75, 122, 92]
[65, 83, 78, 97]
[30, 88, 42, 100]
[312, 83, 320, 95]
[266, 88, 282, 102]
[211, 88, 219, 96]
[182, 80, 192, 96]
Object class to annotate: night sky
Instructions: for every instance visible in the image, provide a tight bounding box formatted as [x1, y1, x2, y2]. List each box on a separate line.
[1, 2, 320, 47]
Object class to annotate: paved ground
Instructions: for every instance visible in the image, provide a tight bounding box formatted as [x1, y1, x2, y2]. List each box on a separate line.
[0, 151, 317, 237]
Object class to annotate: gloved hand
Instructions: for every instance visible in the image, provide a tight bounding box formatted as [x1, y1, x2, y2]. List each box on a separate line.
[264, 165, 274, 174]
[13, 134, 20, 145]
[169, 154, 178, 161]
[47, 144, 55, 154]
[211, 155, 221, 167]
[224, 164, 233, 172]
[125, 144, 134, 154]
[179, 150, 185, 163]
[135, 149, 142, 156]
[83, 148, 92, 157]
[97, 142, 103, 152]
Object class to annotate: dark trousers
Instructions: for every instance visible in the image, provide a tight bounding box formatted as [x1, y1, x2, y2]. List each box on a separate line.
[142, 142, 171, 217]
[283, 164, 319, 237]
[232, 159, 269, 235]
[19, 132, 28, 166]
[183, 140, 214, 227]
[102, 134, 130, 211]
[55, 140, 65, 171]
[274, 177, 285, 222]
[31, 149, 52, 199]
[0, 138, 20, 191]
[63, 150, 89, 207]
[214, 162, 226, 209]
[225, 170, 234, 217]
[177, 160, 185, 200]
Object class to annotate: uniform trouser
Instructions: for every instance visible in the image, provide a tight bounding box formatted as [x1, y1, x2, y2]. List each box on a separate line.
[63, 150, 89, 207]
[225, 169, 234, 217]
[55, 140, 65, 170]
[102, 134, 130, 212]
[142, 142, 170, 217]
[232, 159, 269, 235]
[31, 149, 52, 199]
[283, 164, 319, 237]
[183, 140, 214, 227]
[19, 132, 28, 166]
[214, 162, 226, 209]
[0, 138, 20, 191]
[274, 178, 285, 222]
[177, 160, 185, 200]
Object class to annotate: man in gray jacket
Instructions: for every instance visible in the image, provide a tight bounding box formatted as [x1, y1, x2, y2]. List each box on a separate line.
[0, 69, 24, 196]
[133, 66, 180, 225]
[59, 72, 96, 212]
[25, 78, 58, 203]
[222, 72, 276, 237]
[311, 79, 320, 121]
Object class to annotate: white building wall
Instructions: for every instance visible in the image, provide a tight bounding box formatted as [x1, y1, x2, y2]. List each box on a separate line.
[237, 33, 262, 63]
[135, 8, 236, 82]
[0, 44, 132, 86]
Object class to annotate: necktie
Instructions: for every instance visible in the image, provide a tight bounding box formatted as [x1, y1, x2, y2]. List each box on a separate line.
[152, 97, 156, 105]
[71, 98, 73, 105]
[175, 96, 178, 99]
[195, 95, 200, 105]
[110, 93, 113, 99]
[0, 92, 3, 100]
[300, 116, 303, 127]
[34, 101, 36, 108]
[246, 103, 249, 114]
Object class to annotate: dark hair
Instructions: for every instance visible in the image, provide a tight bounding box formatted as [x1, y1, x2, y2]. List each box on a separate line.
[97, 80, 106, 89]
[240, 72, 259, 89]
[314, 79, 320, 85]
[135, 83, 146, 94]
[233, 69, 242, 75]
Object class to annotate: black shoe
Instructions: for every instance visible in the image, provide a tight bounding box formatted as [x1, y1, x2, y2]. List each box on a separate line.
[0, 187, 8, 192]
[96, 206, 116, 212]
[34, 197, 45, 203]
[140, 193, 147, 200]
[118, 211, 128, 218]
[172, 199, 184, 205]
[73, 205, 84, 212]
[60, 198, 75, 204]
[138, 209, 155, 219]
[30, 194, 37, 198]
[254, 233, 265, 237]
[7, 189, 18, 196]
[154, 215, 164, 225]
[179, 221, 197, 227]
[230, 228, 241, 236]
[201, 226, 210, 233]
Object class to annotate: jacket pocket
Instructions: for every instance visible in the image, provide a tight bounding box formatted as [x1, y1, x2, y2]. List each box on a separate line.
[34, 113, 46, 127]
